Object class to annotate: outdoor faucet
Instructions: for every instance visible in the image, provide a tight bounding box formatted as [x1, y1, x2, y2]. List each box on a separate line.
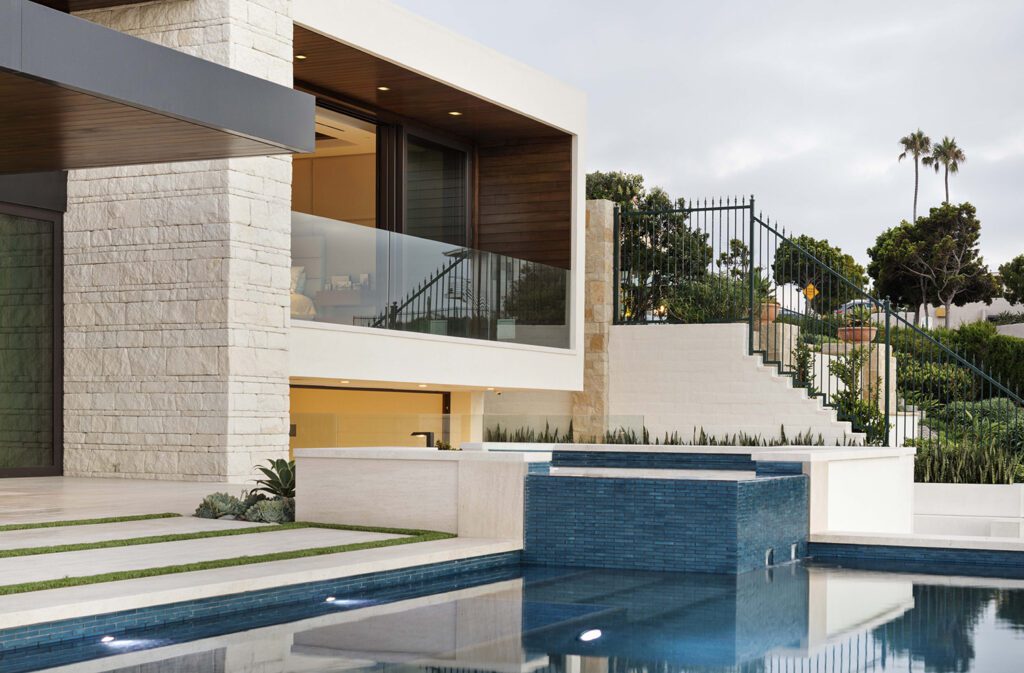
[410, 431, 435, 448]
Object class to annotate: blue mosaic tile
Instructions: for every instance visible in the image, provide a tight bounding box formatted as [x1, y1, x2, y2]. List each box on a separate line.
[808, 542, 1024, 579]
[524, 474, 808, 574]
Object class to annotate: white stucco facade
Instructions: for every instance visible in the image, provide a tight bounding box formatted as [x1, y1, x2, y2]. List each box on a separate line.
[290, 0, 587, 393]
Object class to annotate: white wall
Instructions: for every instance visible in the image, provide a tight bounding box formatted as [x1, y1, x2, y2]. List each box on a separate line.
[291, 0, 587, 393]
[607, 324, 859, 443]
[291, 322, 582, 391]
[915, 483, 1024, 538]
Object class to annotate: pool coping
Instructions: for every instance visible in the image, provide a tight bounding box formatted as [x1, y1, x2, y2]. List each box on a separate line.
[0, 536, 519, 630]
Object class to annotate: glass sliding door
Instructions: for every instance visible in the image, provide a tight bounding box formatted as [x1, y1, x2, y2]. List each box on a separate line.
[404, 135, 468, 246]
[0, 205, 60, 476]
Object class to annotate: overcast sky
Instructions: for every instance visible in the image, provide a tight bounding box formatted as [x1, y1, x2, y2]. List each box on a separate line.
[393, 0, 1024, 269]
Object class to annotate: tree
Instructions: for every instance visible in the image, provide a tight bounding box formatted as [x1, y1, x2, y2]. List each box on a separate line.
[772, 235, 868, 314]
[587, 171, 712, 320]
[867, 222, 928, 324]
[716, 238, 750, 278]
[898, 129, 932, 222]
[586, 171, 645, 208]
[999, 255, 1024, 305]
[923, 136, 966, 203]
[903, 203, 998, 328]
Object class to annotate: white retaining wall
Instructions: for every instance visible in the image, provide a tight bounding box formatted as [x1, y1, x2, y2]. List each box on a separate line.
[915, 483, 1024, 538]
[607, 324, 860, 444]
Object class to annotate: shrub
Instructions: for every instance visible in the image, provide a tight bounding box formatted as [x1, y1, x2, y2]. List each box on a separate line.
[253, 459, 295, 499]
[897, 359, 977, 404]
[195, 492, 246, 519]
[829, 348, 887, 445]
[663, 276, 750, 323]
[987, 311, 1024, 326]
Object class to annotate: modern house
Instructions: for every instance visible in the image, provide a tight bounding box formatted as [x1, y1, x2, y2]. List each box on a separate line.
[0, 0, 586, 480]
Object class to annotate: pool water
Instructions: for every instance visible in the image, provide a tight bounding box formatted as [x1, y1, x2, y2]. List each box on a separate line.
[6, 563, 1024, 673]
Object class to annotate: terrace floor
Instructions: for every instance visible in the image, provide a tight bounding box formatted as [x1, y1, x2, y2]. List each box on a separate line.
[0, 477, 516, 631]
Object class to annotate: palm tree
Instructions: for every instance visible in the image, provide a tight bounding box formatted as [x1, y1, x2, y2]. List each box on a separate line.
[898, 129, 931, 221]
[924, 136, 966, 203]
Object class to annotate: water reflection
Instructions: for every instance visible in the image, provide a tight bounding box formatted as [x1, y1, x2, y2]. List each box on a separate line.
[10, 565, 1024, 673]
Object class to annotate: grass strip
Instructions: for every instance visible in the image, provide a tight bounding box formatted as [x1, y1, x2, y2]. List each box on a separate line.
[0, 521, 447, 559]
[0, 528, 455, 596]
[0, 513, 181, 533]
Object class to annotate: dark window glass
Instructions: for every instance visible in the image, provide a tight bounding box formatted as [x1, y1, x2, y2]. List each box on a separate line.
[405, 136, 467, 245]
[0, 211, 54, 471]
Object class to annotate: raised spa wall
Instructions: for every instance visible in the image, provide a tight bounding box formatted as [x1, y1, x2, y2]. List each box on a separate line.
[295, 444, 915, 575]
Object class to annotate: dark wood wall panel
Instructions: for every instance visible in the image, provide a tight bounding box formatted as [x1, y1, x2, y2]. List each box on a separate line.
[477, 138, 572, 269]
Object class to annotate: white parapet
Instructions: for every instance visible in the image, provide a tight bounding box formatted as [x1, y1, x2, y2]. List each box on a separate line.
[758, 446, 917, 535]
[294, 448, 551, 542]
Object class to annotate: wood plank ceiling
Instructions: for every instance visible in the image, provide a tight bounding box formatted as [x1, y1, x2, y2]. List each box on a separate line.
[294, 27, 566, 142]
[0, 71, 293, 174]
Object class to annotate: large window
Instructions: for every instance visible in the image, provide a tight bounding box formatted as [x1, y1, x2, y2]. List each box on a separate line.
[405, 135, 468, 246]
[0, 205, 60, 476]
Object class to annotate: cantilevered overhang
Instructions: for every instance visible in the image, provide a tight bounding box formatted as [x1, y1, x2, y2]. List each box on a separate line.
[0, 0, 315, 174]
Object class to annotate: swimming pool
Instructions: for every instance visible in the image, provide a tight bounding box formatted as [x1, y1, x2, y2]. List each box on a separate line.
[4, 561, 1024, 672]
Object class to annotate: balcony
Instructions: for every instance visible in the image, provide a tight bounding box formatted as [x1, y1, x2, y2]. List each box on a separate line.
[290, 212, 570, 350]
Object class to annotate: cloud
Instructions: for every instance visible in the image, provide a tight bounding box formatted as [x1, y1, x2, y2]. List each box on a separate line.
[392, 0, 1024, 267]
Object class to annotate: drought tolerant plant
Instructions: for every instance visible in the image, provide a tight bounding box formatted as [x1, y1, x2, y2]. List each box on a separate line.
[792, 340, 817, 396]
[484, 421, 574, 443]
[253, 458, 296, 499]
[829, 348, 888, 445]
[244, 497, 295, 524]
[913, 437, 1023, 484]
[195, 493, 246, 519]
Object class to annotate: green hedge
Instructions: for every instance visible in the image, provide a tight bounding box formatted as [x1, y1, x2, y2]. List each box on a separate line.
[898, 359, 977, 403]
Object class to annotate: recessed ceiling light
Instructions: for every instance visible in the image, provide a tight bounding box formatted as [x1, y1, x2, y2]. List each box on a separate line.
[295, 54, 307, 60]
[377, 86, 390, 91]
[448, 111, 463, 116]
[340, 380, 350, 384]
[417, 384, 428, 388]
[486, 387, 495, 391]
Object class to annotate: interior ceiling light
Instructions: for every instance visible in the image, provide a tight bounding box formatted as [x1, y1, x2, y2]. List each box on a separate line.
[340, 380, 350, 384]
[377, 86, 390, 91]
[417, 384, 428, 388]
[295, 54, 307, 60]
[447, 111, 463, 116]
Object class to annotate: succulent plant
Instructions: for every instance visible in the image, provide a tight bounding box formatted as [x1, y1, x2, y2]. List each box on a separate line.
[243, 497, 295, 524]
[194, 492, 246, 519]
[252, 459, 296, 499]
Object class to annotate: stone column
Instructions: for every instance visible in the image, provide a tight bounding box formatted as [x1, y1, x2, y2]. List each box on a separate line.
[572, 200, 614, 442]
[63, 0, 294, 481]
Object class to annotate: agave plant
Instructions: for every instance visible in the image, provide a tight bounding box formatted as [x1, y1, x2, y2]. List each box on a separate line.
[252, 458, 296, 498]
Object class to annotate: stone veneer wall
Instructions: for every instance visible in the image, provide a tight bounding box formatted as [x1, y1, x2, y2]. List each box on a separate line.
[63, 0, 294, 480]
[572, 200, 613, 440]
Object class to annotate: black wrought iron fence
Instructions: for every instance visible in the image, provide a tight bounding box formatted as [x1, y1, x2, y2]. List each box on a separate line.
[614, 199, 1024, 465]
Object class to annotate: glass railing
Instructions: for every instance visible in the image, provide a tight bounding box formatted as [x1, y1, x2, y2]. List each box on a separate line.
[291, 212, 570, 348]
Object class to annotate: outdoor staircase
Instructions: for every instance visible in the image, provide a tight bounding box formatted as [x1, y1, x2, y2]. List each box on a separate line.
[608, 323, 866, 445]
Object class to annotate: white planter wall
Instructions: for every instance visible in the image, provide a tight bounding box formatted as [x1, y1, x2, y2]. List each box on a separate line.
[914, 483, 1024, 538]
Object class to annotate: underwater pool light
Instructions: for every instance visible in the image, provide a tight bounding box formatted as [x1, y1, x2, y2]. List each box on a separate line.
[100, 636, 116, 644]
[577, 629, 603, 642]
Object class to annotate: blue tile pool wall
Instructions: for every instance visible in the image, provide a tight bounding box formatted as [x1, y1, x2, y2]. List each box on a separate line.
[0, 551, 522, 671]
[524, 474, 809, 574]
[552, 451, 758, 471]
[521, 565, 809, 666]
[808, 543, 1024, 579]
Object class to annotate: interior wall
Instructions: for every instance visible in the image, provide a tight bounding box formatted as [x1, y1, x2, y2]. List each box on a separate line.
[292, 155, 376, 227]
[477, 137, 572, 269]
[290, 387, 444, 451]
